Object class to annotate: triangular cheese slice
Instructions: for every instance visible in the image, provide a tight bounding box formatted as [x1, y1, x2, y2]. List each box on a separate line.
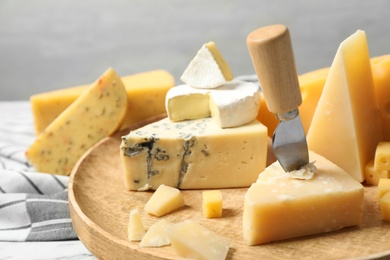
[180, 41, 233, 89]
[307, 30, 382, 182]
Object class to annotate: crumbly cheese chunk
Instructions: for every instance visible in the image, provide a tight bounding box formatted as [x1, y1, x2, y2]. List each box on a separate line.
[128, 209, 145, 241]
[243, 151, 364, 245]
[139, 219, 173, 247]
[181, 41, 233, 89]
[166, 220, 230, 260]
[144, 185, 185, 217]
[26, 68, 127, 175]
[120, 117, 268, 190]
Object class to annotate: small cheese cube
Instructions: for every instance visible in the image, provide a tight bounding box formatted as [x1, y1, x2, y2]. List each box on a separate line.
[144, 185, 185, 217]
[380, 192, 390, 222]
[202, 190, 222, 218]
[378, 178, 390, 200]
[127, 209, 145, 241]
[364, 159, 390, 186]
[139, 219, 173, 247]
[243, 151, 364, 245]
[166, 220, 230, 260]
[374, 142, 390, 171]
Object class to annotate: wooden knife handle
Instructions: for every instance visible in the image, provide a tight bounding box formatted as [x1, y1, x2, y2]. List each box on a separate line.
[246, 24, 302, 115]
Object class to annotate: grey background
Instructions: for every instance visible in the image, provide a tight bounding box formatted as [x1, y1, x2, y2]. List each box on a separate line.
[1, 0, 390, 100]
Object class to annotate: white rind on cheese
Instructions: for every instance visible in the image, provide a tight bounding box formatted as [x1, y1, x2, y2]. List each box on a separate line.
[165, 81, 261, 128]
[181, 42, 233, 89]
[243, 151, 364, 245]
[120, 117, 268, 190]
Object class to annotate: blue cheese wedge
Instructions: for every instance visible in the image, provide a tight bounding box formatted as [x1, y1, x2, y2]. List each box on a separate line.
[166, 81, 261, 128]
[26, 68, 127, 175]
[120, 117, 268, 190]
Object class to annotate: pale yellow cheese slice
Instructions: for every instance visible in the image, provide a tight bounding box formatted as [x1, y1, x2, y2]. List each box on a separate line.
[139, 219, 173, 247]
[128, 209, 145, 241]
[307, 30, 383, 182]
[30, 70, 174, 135]
[144, 185, 185, 217]
[243, 151, 364, 245]
[26, 68, 127, 175]
[166, 220, 230, 260]
[180, 41, 233, 89]
[202, 190, 222, 218]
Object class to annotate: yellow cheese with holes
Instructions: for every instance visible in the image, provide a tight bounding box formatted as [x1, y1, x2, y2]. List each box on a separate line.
[374, 142, 390, 171]
[127, 209, 145, 241]
[144, 185, 185, 217]
[379, 192, 390, 222]
[378, 178, 390, 200]
[243, 151, 364, 245]
[181, 41, 233, 89]
[31, 70, 174, 135]
[120, 117, 268, 190]
[167, 220, 230, 260]
[26, 68, 127, 175]
[139, 219, 173, 247]
[202, 190, 222, 218]
[307, 30, 383, 182]
[364, 159, 390, 186]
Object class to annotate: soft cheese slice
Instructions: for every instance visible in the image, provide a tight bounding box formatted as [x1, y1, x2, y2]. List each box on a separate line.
[30, 70, 174, 135]
[243, 151, 364, 245]
[181, 41, 233, 89]
[144, 185, 185, 217]
[166, 220, 230, 260]
[166, 81, 261, 128]
[307, 30, 383, 182]
[26, 68, 127, 175]
[120, 117, 268, 190]
[139, 219, 173, 247]
[128, 209, 145, 241]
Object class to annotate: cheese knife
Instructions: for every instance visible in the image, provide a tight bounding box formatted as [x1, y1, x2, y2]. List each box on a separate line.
[246, 24, 309, 172]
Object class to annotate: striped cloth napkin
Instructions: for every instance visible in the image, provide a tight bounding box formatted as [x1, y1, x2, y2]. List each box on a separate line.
[0, 101, 77, 241]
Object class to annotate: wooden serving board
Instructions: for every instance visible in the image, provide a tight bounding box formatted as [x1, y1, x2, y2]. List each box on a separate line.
[68, 118, 390, 260]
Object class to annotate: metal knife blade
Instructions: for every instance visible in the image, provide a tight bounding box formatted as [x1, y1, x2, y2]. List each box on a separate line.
[246, 24, 309, 172]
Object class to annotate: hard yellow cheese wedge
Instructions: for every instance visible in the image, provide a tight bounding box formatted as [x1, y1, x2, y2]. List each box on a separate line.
[243, 151, 364, 245]
[26, 68, 127, 175]
[307, 30, 383, 182]
[144, 185, 185, 217]
[166, 220, 230, 260]
[181, 41, 233, 89]
[202, 190, 222, 218]
[128, 209, 145, 241]
[31, 70, 174, 135]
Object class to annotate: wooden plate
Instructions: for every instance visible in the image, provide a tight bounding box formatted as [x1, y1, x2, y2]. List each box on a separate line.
[68, 118, 390, 260]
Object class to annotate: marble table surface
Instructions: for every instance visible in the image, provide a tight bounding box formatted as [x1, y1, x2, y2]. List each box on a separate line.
[0, 241, 96, 259]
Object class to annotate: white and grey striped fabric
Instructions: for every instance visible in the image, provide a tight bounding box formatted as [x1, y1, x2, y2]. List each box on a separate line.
[0, 101, 77, 241]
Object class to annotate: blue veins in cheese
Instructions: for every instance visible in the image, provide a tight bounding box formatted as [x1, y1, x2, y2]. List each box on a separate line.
[165, 80, 261, 128]
[120, 117, 268, 191]
[181, 41, 234, 89]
